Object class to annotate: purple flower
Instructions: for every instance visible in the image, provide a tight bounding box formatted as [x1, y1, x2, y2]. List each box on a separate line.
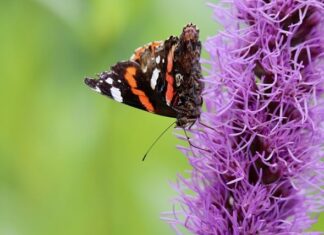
[166, 1, 324, 234]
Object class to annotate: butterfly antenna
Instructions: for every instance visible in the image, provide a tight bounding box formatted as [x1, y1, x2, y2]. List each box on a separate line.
[142, 121, 176, 161]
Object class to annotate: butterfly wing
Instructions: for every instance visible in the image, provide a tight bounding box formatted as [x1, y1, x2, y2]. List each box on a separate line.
[84, 60, 178, 118]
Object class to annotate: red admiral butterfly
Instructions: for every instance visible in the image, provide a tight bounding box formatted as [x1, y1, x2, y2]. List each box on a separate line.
[84, 23, 203, 127]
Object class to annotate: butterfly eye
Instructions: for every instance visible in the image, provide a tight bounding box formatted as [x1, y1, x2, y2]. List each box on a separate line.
[175, 73, 184, 87]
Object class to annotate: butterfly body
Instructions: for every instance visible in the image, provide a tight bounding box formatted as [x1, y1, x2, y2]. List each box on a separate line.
[85, 23, 203, 127]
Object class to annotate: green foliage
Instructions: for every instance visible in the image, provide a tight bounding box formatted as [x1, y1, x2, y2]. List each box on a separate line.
[0, 0, 322, 234]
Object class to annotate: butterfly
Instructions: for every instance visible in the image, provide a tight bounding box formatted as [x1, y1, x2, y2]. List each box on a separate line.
[84, 23, 203, 127]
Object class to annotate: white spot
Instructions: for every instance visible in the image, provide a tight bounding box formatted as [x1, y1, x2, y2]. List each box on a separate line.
[150, 68, 160, 90]
[110, 87, 123, 102]
[142, 66, 148, 73]
[106, 77, 113, 85]
[156, 56, 161, 64]
[162, 58, 165, 63]
[92, 86, 101, 93]
[118, 80, 121, 83]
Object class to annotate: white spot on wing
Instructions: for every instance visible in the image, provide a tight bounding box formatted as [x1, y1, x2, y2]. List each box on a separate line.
[150, 68, 160, 90]
[106, 77, 113, 85]
[91, 86, 101, 93]
[156, 56, 161, 64]
[110, 87, 123, 102]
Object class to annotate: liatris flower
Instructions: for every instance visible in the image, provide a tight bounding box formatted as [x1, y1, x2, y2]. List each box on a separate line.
[167, 1, 324, 234]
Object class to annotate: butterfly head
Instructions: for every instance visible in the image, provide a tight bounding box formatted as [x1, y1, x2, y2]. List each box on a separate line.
[174, 24, 202, 76]
[181, 23, 199, 43]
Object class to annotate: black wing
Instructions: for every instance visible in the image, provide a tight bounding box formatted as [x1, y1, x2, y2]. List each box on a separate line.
[84, 60, 177, 117]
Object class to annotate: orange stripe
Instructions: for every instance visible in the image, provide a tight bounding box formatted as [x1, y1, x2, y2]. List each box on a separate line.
[124, 67, 154, 112]
[125, 67, 137, 87]
[166, 74, 174, 105]
[131, 88, 154, 112]
[165, 46, 175, 105]
[167, 48, 174, 73]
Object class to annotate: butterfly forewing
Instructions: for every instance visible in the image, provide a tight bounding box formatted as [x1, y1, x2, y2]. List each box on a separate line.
[85, 61, 150, 112]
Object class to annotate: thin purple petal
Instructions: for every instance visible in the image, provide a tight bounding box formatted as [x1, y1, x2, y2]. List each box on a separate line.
[167, 1, 324, 234]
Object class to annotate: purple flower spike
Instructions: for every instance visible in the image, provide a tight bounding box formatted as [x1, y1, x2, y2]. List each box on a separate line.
[168, 1, 324, 234]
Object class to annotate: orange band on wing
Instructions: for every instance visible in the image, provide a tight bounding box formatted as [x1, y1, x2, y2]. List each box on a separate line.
[124, 67, 154, 112]
[125, 67, 137, 87]
[165, 46, 176, 105]
[166, 74, 174, 105]
[131, 88, 154, 112]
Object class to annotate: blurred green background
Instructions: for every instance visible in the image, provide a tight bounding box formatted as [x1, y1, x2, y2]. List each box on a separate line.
[0, 0, 322, 235]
